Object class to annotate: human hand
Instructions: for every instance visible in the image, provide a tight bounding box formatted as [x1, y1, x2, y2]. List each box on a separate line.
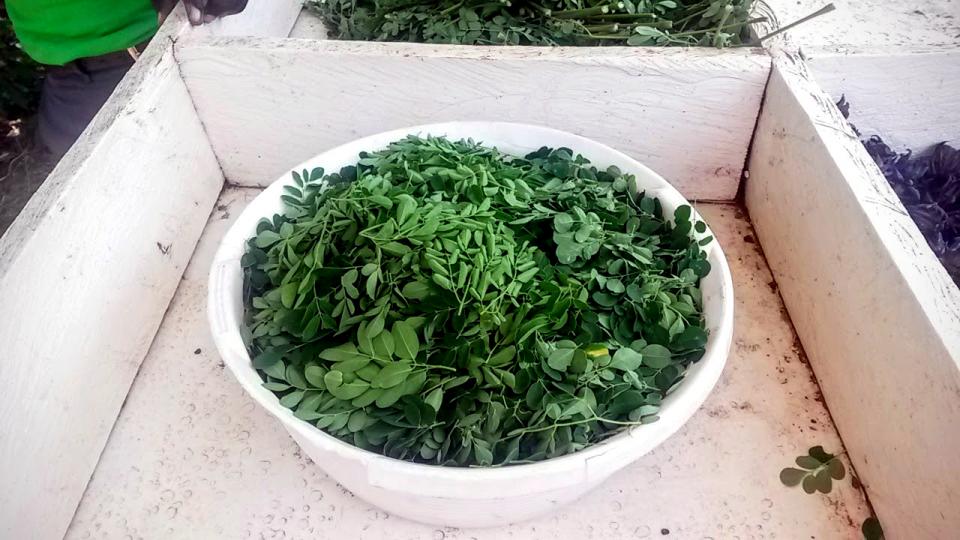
[182, 0, 249, 25]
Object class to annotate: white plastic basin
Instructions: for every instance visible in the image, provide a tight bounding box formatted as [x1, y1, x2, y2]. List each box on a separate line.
[208, 122, 734, 528]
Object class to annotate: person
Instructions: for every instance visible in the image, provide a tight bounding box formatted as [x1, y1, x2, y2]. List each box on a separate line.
[4, 0, 248, 157]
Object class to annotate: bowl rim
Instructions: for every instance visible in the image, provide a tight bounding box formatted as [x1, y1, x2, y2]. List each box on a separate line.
[208, 121, 735, 482]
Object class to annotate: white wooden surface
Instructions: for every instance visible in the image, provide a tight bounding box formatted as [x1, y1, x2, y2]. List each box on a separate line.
[745, 58, 960, 540]
[176, 38, 770, 201]
[761, 0, 960, 49]
[67, 188, 871, 539]
[289, 8, 328, 39]
[0, 41, 224, 540]
[805, 49, 960, 151]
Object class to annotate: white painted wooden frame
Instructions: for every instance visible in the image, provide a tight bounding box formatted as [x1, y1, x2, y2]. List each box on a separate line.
[0, 39, 223, 540]
[175, 37, 771, 201]
[746, 55, 960, 540]
[805, 46, 960, 151]
[0, 3, 301, 539]
[4, 2, 958, 538]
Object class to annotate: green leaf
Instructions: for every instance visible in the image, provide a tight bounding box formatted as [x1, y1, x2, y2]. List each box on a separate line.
[554, 212, 574, 233]
[347, 410, 370, 432]
[365, 271, 379, 299]
[796, 455, 822, 470]
[392, 320, 420, 360]
[375, 383, 407, 408]
[255, 230, 282, 248]
[253, 348, 284, 369]
[367, 313, 386, 338]
[813, 468, 833, 493]
[329, 380, 369, 401]
[382, 241, 411, 256]
[319, 343, 367, 363]
[779, 467, 806, 487]
[372, 331, 395, 358]
[262, 359, 287, 381]
[352, 387, 382, 407]
[304, 365, 327, 389]
[609, 347, 643, 371]
[262, 381, 291, 392]
[401, 280, 432, 300]
[828, 458, 846, 480]
[801, 474, 818, 494]
[547, 348, 575, 371]
[403, 398, 435, 427]
[605, 390, 645, 416]
[279, 390, 305, 408]
[373, 363, 412, 388]
[332, 355, 371, 374]
[808, 445, 834, 462]
[370, 195, 393, 209]
[424, 387, 443, 411]
[606, 278, 626, 294]
[323, 370, 344, 389]
[488, 346, 516, 367]
[673, 326, 707, 350]
[641, 344, 672, 369]
[280, 282, 298, 309]
[592, 291, 618, 307]
[861, 517, 884, 540]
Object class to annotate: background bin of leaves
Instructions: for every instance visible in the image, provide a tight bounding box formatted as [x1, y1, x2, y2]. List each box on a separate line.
[306, 0, 760, 47]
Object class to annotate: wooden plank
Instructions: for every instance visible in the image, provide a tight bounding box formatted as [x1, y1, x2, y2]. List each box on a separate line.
[760, 0, 960, 49]
[176, 37, 771, 200]
[745, 56, 960, 540]
[806, 49, 960, 151]
[0, 42, 224, 539]
[289, 7, 328, 39]
[68, 188, 871, 538]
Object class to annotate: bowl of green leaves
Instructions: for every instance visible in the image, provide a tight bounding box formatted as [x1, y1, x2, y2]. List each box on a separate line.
[208, 122, 733, 527]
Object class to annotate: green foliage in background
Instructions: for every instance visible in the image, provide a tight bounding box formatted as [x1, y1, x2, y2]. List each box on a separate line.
[308, 0, 757, 47]
[0, 9, 43, 119]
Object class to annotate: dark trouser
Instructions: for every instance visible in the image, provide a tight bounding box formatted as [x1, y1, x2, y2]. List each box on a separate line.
[36, 50, 138, 158]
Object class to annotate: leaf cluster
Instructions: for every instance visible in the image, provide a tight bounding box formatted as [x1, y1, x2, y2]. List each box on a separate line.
[779, 445, 846, 494]
[306, 0, 756, 47]
[242, 135, 713, 466]
[837, 97, 960, 285]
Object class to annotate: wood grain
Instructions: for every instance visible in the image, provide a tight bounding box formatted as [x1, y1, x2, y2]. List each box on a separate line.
[0, 43, 224, 539]
[745, 56, 960, 540]
[176, 37, 771, 200]
[806, 49, 960, 151]
[761, 0, 960, 49]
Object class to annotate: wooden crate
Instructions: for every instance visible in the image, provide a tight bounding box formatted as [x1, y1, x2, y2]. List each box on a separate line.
[747, 49, 960, 540]
[0, 2, 956, 539]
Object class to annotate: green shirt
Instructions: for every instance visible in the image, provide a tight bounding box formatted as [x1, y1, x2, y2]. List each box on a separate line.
[6, 0, 158, 65]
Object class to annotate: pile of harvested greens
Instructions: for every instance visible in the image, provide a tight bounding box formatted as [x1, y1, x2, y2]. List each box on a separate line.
[838, 97, 960, 285]
[242, 135, 713, 466]
[864, 137, 960, 284]
[307, 0, 757, 47]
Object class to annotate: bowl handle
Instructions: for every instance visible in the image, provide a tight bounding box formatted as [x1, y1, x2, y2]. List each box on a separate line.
[209, 258, 242, 339]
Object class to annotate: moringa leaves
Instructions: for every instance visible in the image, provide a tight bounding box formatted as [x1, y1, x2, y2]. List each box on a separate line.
[243, 135, 713, 466]
[307, 0, 755, 48]
[779, 446, 846, 494]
